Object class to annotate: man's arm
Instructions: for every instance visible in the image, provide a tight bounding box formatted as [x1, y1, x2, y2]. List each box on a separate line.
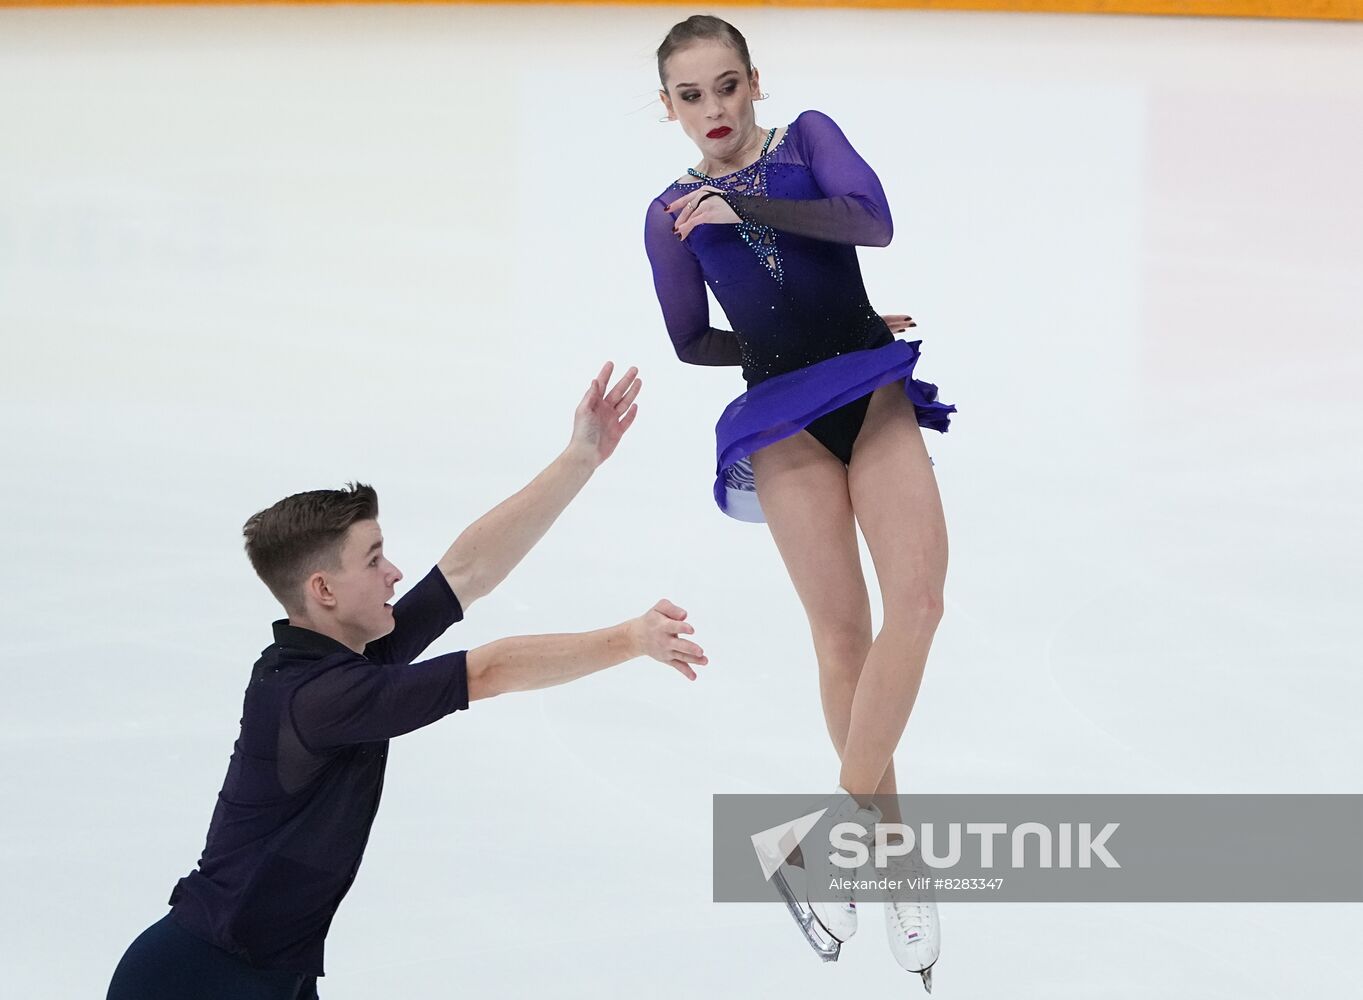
[293, 601, 707, 750]
[439, 363, 640, 609]
[466, 600, 707, 699]
[438, 446, 595, 610]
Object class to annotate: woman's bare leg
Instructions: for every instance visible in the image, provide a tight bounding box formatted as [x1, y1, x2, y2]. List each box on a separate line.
[749, 428, 902, 812]
[838, 383, 948, 799]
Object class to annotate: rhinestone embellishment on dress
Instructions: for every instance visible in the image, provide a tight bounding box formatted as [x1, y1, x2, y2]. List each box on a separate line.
[688, 127, 785, 285]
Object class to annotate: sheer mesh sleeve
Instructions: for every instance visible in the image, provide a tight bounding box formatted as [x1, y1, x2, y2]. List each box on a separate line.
[644, 198, 744, 366]
[725, 110, 893, 248]
[362, 566, 463, 666]
[290, 651, 469, 750]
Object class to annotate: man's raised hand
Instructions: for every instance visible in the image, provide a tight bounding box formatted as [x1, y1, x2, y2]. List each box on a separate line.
[571, 362, 641, 466]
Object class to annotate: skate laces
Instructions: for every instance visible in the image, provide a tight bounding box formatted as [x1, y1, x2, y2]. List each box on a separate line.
[890, 896, 931, 932]
[829, 807, 880, 904]
[887, 853, 933, 933]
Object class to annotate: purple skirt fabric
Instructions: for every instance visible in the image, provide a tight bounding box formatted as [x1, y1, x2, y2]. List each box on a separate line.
[713, 339, 955, 522]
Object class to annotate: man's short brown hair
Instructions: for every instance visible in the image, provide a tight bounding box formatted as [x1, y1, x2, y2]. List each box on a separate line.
[243, 482, 379, 610]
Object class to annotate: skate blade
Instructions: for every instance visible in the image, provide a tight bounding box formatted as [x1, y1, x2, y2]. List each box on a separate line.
[920, 962, 935, 993]
[771, 868, 841, 962]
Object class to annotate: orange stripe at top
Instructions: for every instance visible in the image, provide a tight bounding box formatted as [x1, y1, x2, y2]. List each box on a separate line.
[0, 0, 1360, 22]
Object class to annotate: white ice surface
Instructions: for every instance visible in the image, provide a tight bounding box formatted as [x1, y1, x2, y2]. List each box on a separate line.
[1, 5, 1361, 997]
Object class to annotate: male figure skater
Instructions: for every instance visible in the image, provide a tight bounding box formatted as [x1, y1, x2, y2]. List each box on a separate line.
[107, 364, 706, 999]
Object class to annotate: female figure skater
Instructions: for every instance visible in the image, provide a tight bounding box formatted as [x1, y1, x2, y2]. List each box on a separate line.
[644, 15, 954, 990]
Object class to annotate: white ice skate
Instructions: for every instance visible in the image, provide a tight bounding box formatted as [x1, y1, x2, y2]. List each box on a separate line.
[807, 791, 881, 949]
[884, 851, 941, 992]
[760, 788, 881, 962]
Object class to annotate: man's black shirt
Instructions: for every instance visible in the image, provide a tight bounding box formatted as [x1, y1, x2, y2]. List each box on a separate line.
[168, 567, 467, 975]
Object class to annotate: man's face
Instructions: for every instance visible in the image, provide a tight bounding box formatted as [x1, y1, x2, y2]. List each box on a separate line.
[327, 519, 403, 643]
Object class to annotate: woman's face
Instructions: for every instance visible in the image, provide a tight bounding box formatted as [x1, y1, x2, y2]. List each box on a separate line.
[660, 41, 762, 158]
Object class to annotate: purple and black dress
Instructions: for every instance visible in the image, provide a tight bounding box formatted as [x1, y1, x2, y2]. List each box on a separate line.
[644, 109, 955, 523]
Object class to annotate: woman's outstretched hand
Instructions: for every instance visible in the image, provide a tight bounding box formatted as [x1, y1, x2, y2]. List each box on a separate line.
[667, 185, 741, 241]
[570, 362, 641, 466]
[881, 314, 917, 334]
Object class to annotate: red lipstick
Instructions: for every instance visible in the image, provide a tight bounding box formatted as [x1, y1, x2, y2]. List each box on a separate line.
[707, 127, 732, 139]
